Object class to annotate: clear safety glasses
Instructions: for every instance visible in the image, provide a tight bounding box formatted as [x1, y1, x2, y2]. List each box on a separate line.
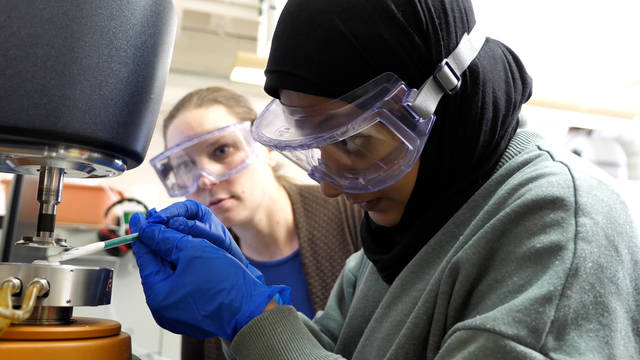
[252, 26, 485, 193]
[253, 73, 433, 193]
[151, 121, 258, 197]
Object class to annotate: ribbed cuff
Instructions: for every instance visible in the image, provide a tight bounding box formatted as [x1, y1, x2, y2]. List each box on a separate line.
[234, 285, 291, 339]
[230, 306, 342, 360]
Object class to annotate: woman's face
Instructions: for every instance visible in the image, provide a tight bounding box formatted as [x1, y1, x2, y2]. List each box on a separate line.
[166, 105, 275, 227]
[280, 90, 420, 227]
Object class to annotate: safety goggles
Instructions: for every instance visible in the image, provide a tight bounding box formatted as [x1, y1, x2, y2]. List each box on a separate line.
[151, 121, 258, 197]
[252, 27, 485, 193]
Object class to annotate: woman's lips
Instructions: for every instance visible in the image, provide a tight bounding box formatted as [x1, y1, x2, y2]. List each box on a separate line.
[209, 197, 231, 210]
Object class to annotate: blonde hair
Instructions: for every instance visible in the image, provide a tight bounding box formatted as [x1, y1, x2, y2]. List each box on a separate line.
[161, 86, 302, 178]
[162, 86, 257, 145]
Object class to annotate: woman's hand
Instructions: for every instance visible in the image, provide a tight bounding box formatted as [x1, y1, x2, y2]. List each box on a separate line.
[135, 200, 265, 283]
[130, 213, 290, 340]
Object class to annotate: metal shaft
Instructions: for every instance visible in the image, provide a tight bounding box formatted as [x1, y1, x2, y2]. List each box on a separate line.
[15, 165, 69, 247]
[36, 166, 65, 239]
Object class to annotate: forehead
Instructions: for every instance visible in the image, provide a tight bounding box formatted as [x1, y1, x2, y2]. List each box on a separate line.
[166, 105, 239, 148]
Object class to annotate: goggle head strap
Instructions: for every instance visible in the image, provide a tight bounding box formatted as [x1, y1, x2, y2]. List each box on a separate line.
[413, 25, 486, 119]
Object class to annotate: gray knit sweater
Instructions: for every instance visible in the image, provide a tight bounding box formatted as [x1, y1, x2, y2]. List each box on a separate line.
[227, 131, 640, 359]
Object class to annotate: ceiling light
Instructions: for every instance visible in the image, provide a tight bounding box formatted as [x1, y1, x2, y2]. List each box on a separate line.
[229, 51, 268, 86]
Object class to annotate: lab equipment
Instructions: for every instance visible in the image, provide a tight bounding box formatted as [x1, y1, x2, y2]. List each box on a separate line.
[130, 217, 290, 340]
[0, 0, 175, 358]
[98, 197, 149, 257]
[46, 233, 139, 264]
[151, 121, 259, 197]
[252, 26, 485, 193]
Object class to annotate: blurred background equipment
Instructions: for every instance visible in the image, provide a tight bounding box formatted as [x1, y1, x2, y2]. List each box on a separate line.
[0, 1, 175, 359]
[565, 127, 630, 180]
[98, 198, 149, 257]
[565, 127, 640, 181]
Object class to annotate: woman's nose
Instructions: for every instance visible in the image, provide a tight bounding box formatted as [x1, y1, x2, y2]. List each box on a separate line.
[198, 172, 220, 189]
[320, 182, 343, 198]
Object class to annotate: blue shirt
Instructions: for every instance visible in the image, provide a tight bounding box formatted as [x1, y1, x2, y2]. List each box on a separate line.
[248, 250, 316, 319]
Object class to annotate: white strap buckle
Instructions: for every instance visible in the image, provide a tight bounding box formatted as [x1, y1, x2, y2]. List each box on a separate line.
[412, 25, 486, 119]
[434, 59, 461, 95]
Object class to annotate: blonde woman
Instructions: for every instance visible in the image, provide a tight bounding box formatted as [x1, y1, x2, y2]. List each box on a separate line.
[151, 87, 362, 359]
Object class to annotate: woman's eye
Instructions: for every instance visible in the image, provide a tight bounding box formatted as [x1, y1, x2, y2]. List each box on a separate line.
[212, 145, 232, 158]
[175, 160, 193, 172]
[344, 140, 358, 153]
[341, 136, 368, 153]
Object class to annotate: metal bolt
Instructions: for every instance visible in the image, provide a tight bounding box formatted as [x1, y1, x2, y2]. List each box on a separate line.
[28, 278, 50, 297]
[2, 277, 22, 295]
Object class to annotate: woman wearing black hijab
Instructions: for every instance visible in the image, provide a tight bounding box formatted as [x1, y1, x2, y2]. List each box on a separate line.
[130, 0, 640, 358]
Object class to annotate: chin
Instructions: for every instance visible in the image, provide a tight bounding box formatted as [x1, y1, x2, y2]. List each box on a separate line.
[208, 208, 234, 227]
[216, 216, 236, 228]
[368, 211, 402, 227]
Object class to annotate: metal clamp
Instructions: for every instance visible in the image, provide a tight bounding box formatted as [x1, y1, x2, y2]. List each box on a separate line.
[434, 59, 461, 95]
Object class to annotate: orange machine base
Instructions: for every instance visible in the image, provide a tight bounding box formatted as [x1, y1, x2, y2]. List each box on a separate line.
[0, 317, 131, 360]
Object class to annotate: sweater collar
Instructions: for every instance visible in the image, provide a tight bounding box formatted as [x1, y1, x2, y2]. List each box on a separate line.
[494, 130, 543, 173]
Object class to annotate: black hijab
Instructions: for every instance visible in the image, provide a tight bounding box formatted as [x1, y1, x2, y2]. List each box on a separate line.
[265, 0, 532, 284]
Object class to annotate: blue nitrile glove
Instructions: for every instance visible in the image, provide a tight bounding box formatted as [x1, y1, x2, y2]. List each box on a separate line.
[145, 208, 158, 219]
[141, 200, 264, 283]
[145, 200, 243, 262]
[166, 218, 266, 285]
[130, 214, 291, 341]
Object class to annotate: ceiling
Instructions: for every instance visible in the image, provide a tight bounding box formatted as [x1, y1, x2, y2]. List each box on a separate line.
[160, 0, 273, 120]
[170, 0, 262, 78]
[164, 0, 640, 122]
[472, 0, 640, 118]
